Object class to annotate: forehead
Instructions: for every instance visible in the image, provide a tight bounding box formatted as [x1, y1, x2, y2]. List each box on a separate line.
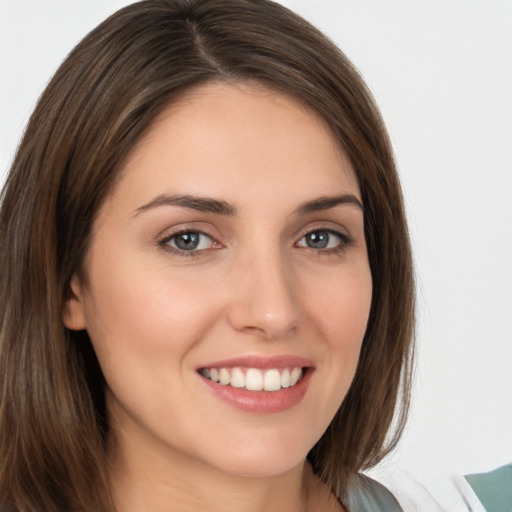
[109, 81, 360, 213]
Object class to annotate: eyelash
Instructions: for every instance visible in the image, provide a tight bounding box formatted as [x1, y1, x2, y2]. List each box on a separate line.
[158, 230, 218, 257]
[157, 228, 354, 258]
[295, 228, 354, 255]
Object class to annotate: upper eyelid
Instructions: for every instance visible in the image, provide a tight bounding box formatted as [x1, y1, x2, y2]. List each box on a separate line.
[296, 228, 352, 245]
[159, 227, 211, 240]
[156, 223, 222, 242]
[293, 221, 351, 240]
[299, 227, 346, 238]
[158, 230, 221, 250]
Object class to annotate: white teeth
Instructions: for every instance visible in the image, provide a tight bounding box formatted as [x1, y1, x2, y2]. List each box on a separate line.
[219, 368, 230, 385]
[200, 366, 305, 391]
[263, 369, 281, 391]
[281, 368, 290, 388]
[245, 368, 263, 391]
[290, 368, 302, 386]
[231, 368, 245, 388]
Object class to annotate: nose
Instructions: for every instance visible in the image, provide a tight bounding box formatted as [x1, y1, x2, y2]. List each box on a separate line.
[226, 247, 300, 340]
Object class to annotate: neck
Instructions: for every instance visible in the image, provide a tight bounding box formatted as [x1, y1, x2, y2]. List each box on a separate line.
[107, 431, 341, 512]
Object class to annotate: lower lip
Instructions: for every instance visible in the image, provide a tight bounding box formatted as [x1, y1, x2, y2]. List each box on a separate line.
[199, 369, 313, 414]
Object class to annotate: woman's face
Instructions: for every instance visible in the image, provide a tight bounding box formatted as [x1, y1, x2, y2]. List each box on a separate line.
[64, 82, 372, 478]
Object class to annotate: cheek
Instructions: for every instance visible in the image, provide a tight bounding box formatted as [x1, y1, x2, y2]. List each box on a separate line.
[81, 260, 224, 382]
[288, 263, 372, 446]
[87, 249, 213, 326]
[300, 263, 372, 409]
[303, 264, 373, 350]
[80, 265, 224, 431]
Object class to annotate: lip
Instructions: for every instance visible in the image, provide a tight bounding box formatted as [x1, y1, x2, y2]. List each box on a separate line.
[198, 354, 314, 370]
[197, 355, 314, 414]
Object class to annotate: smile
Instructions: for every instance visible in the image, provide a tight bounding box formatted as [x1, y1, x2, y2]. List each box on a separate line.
[197, 355, 314, 413]
[199, 367, 304, 391]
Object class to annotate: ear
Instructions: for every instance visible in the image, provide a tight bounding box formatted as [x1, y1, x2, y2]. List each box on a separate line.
[62, 274, 87, 330]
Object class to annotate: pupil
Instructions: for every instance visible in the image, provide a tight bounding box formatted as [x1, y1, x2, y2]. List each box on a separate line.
[176, 233, 199, 250]
[307, 231, 328, 249]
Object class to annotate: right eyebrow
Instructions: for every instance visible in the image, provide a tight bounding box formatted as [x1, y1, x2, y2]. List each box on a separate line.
[134, 194, 238, 217]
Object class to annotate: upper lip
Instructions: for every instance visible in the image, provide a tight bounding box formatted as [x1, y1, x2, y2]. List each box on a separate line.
[198, 355, 314, 370]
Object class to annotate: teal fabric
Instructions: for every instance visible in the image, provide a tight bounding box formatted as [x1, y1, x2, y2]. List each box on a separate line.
[344, 473, 403, 511]
[465, 464, 512, 512]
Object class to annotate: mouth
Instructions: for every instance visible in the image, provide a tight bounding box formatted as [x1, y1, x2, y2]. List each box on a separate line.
[198, 366, 305, 392]
[196, 355, 314, 413]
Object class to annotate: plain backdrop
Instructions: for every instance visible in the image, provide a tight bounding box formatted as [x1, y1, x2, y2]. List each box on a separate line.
[1, 0, 511, 480]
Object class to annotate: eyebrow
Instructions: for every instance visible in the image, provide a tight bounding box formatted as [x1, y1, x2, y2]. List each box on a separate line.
[295, 194, 364, 215]
[134, 192, 363, 217]
[135, 194, 237, 216]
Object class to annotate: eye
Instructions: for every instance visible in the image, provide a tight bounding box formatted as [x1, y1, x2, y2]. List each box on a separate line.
[296, 229, 350, 251]
[160, 231, 218, 253]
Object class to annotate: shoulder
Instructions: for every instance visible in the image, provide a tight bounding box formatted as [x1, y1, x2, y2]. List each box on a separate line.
[465, 463, 512, 512]
[344, 473, 403, 512]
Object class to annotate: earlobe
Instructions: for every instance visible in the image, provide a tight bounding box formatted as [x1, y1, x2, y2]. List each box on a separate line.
[62, 275, 87, 330]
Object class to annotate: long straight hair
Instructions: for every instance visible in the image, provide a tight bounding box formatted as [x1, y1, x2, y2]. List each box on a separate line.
[0, 1, 415, 509]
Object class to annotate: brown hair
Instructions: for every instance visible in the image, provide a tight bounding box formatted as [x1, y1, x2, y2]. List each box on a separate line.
[0, 0, 414, 509]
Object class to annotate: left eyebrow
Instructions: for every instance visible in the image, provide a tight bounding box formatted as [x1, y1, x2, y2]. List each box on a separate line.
[295, 194, 363, 215]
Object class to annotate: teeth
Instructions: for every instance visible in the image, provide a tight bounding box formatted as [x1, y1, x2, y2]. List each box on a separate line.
[219, 368, 230, 385]
[200, 368, 211, 379]
[281, 368, 290, 388]
[263, 369, 281, 391]
[231, 368, 245, 388]
[290, 367, 302, 386]
[245, 368, 263, 391]
[200, 366, 305, 391]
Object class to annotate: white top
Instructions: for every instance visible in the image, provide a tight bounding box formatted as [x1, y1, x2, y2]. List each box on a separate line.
[365, 467, 486, 512]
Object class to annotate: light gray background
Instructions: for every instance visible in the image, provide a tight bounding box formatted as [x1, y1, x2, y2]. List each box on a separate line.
[1, 0, 511, 478]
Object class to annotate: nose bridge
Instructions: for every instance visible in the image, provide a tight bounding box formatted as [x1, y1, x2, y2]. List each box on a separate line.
[227, 239, 299, 339]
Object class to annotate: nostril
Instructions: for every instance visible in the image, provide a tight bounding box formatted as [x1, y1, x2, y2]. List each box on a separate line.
[226, 301, 300, 340]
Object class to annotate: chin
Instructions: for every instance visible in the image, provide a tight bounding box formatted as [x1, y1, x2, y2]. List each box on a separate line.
[212, 452, 306, 479]
[197, 428, 317, 479]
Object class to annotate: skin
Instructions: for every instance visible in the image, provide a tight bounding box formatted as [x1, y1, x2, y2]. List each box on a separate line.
[64, 82, 372, 512]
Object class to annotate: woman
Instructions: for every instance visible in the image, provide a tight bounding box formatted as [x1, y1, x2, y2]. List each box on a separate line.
[0, 1, 414, 510]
